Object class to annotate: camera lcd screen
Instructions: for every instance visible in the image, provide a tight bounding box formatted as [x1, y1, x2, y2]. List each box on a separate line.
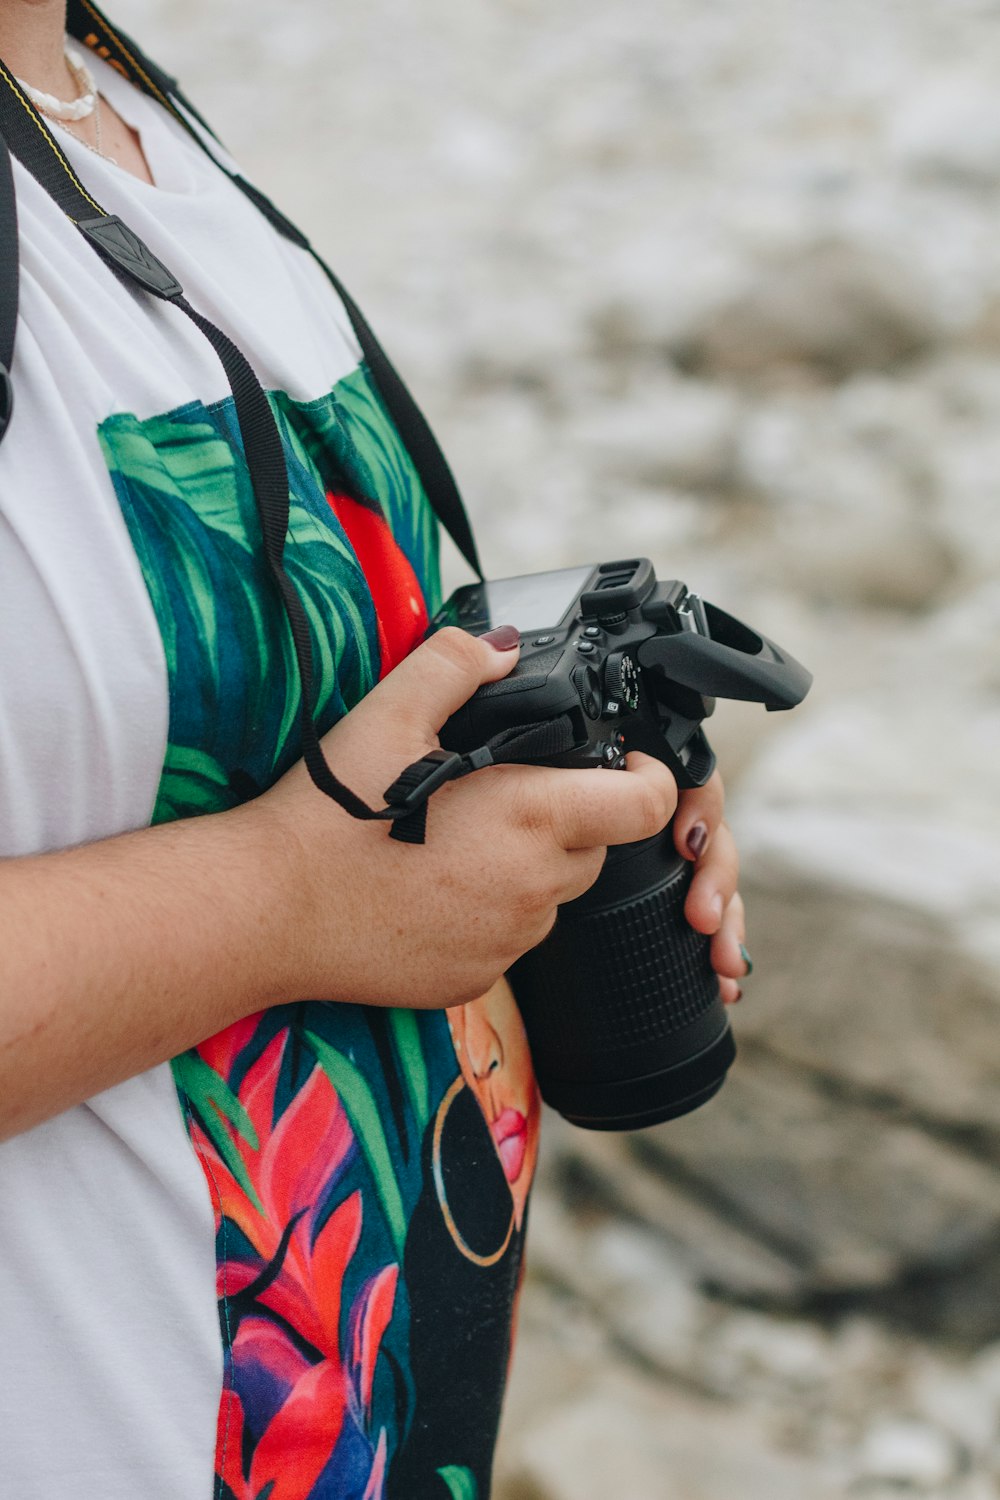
[437, 566, 593, 635]
[483, 568, 592, 631]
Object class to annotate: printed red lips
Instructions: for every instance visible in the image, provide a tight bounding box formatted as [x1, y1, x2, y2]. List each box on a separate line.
[490, 1108, 528, 1184]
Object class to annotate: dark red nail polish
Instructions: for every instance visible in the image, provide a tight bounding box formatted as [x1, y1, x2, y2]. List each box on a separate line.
[481, 624, 521, 650]
[687, 822, 708, 859]
[733, 988, 743, 1003]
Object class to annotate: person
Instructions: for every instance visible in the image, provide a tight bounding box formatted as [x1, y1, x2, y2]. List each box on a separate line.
[0, 4, 750, 1496]
[448, 979, 542, 1232]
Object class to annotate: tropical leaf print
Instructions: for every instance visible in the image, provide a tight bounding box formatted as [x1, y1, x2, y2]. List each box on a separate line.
[173, 1049, 263, 1213]
[98, 374, 440, 824]
[102, 361, 523, 1496]
[305, 1030, 409, 1261]
[271, 366, 441, 608]
[437, 1467, 478, 1500]
[177, 1027, 401, 1500]
[388, 1009, 431, 1137]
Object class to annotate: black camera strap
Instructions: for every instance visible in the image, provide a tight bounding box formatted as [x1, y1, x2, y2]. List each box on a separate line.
[0, 130, 16, 441]
[61, 0, 483, 582]
[0, 17, 495, 842]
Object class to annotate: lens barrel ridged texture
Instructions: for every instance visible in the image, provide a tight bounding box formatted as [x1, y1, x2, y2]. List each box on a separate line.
[510, 833, 730, 1126]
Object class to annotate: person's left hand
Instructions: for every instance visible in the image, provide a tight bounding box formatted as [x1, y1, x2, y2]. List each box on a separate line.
[671, 771, 749, 1005]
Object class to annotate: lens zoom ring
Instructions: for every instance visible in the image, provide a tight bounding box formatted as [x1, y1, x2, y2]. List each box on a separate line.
[513, 879, 718, 1057]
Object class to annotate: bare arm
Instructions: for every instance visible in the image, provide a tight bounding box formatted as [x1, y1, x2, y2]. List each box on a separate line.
[0, 629, 681, 1141]
[0, 802, 300, 1141]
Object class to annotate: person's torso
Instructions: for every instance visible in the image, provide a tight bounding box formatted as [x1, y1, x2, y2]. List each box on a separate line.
[0, 58, 538, 1500]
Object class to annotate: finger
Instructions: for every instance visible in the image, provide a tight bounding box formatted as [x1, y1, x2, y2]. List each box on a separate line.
[516, 847, 609, 957]
[346, 625, 521, 746]
[719, 974, 743, 1006]
[560, 844, 608, 904]
[673, 771, 725, 862]
[685, 819, 739, 934]
[710, 890, 748, 982]
[520, 752, 678, 851]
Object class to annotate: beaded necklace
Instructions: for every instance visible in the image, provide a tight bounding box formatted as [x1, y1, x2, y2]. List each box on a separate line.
[15, 44, 113, 165]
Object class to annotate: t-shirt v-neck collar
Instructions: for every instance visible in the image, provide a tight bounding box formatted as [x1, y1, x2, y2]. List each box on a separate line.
[50, 50, 205, 198]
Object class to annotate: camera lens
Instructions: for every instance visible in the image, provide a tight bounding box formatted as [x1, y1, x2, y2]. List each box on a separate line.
[509, 831, 734, 1130]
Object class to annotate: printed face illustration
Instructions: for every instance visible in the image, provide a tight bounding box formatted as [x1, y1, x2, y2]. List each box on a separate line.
[448, 978, 541, 1228]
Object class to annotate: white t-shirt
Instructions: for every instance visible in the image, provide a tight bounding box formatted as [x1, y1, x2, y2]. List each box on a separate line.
[0, 52, 538, 1500]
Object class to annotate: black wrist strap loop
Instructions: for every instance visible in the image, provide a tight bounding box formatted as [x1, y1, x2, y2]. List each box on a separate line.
[384, 715, 580, 847]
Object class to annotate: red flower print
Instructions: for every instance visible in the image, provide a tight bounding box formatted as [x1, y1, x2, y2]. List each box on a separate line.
[327, 491, 429, 674]
[185, 1028, 400, 1499]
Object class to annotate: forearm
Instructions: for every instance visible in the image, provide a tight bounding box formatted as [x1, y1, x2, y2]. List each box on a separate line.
[0, 804, 296, 1141]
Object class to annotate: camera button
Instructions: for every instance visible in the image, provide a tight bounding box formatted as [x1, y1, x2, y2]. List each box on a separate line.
[571, 665, 602, 719]
[583, 626, 602, 639]
[532, 634, 557, 646]
[575, 640, 596, 655]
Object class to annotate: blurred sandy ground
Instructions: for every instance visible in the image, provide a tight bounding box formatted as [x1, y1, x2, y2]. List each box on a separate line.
[127, 2, 1000, 1494]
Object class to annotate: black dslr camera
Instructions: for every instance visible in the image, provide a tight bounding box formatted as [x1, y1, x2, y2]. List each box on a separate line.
[432, 558, 812, 1132]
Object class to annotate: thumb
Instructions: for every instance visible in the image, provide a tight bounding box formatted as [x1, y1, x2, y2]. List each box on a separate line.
[359, 624, 521, 745]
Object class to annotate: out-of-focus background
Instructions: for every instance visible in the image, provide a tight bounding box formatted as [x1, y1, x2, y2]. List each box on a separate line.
[133, 2, 1000, 1494]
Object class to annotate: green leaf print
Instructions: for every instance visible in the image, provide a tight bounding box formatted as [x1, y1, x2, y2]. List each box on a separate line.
[304, 1031, 408, 1259]
[273, 368, 442, 611]
[172, 1051, 264, 1214]
[100, 396, 384, 818]
[388, 1009, 431, 1136]
[99, 371, 446, 836]
[155, 744, 232, 819]
[436, 1465, 478, 1500]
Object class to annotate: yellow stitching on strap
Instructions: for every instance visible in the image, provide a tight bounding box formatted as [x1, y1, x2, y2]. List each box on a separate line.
[0, 72, 104, 219]
[78, 0, 174, 115]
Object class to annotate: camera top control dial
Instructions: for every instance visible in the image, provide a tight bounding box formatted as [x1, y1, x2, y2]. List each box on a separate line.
[604, 651, 640, 712]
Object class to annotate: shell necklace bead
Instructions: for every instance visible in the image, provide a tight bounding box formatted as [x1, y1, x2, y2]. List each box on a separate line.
[15, 46, 98, 121]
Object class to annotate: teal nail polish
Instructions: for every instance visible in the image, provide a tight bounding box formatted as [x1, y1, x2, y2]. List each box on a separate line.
[740, 943, 754, 976]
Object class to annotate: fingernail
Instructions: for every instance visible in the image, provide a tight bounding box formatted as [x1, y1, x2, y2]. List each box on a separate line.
[740, 944, 754, 976]
[481, 624, 521, 650]
[732, 988, 743, 1004]
[687, 822, 708, 860]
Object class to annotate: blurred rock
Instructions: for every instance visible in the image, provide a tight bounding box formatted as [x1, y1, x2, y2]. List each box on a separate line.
[673, 242, 943, 381]
[856, 1419, 958, 1491]
[552, 1054, 1000, 1309]
[543, 1119, 805, 1305]
[500, 1370, 841, 1500]
[701, 1309, 836, 1394]
[920, 423, 1000, 585]
[888, 73, 1000, 186]
[911, 1361, 1000, 1455]
[732, 584, 1000, 1106]
[566, 376, 741, 491]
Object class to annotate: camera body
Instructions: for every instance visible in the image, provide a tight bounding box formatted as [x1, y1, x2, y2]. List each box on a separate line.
[434, 558, 811, 1131]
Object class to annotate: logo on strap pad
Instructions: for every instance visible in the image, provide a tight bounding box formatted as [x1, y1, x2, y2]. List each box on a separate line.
[78, 214, 183, 299]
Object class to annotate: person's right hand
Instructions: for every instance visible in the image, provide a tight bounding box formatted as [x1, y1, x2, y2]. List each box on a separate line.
[257, 626, 679, 1009]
